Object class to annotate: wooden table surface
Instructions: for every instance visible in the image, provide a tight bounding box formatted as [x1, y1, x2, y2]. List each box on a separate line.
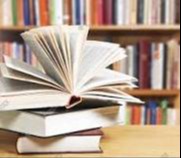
[0, 126, 180, 157]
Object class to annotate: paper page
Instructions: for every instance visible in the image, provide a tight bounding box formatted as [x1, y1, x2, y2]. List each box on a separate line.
[67, 26, 89, 92]
[0, 64, 64, 91]
[21, 31, 64, 86]
[3, 56, 67, 91]
[76, 41, 126, 92]
[78, 69, 137, 93]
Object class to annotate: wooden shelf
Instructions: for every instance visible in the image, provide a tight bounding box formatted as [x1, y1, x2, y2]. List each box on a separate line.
[124, 89, 180, 97]
[0, 25, 180, 32]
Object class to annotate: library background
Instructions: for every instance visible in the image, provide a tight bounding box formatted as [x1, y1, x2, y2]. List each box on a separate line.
[0, 1, 180, 125]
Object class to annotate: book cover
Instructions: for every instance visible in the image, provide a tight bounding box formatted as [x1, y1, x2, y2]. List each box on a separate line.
[156, 107, 163, 125]
[63, 0, 72, 25]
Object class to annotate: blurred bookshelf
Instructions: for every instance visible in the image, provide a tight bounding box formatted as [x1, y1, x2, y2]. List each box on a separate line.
[0, 0, 180, 125]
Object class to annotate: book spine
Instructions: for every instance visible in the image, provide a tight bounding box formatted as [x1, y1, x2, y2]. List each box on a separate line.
[34, 0, 40, 26]
[29, 0, 36, 25]
[139, 41, 151, 89]
[103, 0, 113, 25]
[2, 0, 13, 26]
[137, 0, 144, 24]
[79, 0, 85, 25]
[85, 0, 91, 25]
[156, 107, 163, 125]
[23, 0, 31, 25]
[130, 0, 137, 24]
[161, 0, 166, 24]
[115, 0, 125, 25]
[12, 0, 18, 25]
[167, 108, 177, 125]
[63, 0, 72, 25]
[175, 0, 180, 24]
[149, 101, 157, 125]
[97, 0, 104, 25]
[132, 105, 141, 125]
[39, 0, 49, 25]
[17, 0, 24, 26]
[160, 100, 169, 125]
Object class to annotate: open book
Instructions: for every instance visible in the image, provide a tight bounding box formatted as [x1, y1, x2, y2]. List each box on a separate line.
[0, 26, 142, 111]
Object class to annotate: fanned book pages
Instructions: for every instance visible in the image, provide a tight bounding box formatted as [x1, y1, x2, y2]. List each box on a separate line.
[0, 26, 142, 111]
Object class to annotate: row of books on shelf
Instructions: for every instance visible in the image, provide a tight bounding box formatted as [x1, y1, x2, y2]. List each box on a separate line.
[0, 0, 180, 26]
[126, 100, 178, 125]
[120, 40, 180, 90]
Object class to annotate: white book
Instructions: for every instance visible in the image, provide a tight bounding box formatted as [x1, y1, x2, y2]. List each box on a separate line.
[167, 108, 177, 125]
[80, 0, 85, 25]
[16, 129, 103, 153]
[116, 0, 125, 25]
[0, 26, 142, 111]
[165, 0, 170, 24]
[141, 106, 145, 125]
[127, 45, 134, 77]
[0, 105, 125, 137]
[34, 0, 41, 26]
[125, 0, 131, 25]
[1, 0, 13, 26]
[151, 43, 164, 89]
[54, 0, 63, 24]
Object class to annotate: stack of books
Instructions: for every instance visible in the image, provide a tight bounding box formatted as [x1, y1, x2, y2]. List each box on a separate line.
[0, 25, 141, 154]
[0, 0, 180, 26]
[126, 100, 178, 125]
[120, 40, 180, 89]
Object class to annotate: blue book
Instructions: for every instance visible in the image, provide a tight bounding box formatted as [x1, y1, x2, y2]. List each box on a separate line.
[75, 0, 81, 24]
[23, 0, 31, 25]
[25, 45, 32, 64]
[148, 101, 157, 125]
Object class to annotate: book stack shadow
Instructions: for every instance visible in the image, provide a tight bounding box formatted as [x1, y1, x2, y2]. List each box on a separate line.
[0, 25, 141, 154]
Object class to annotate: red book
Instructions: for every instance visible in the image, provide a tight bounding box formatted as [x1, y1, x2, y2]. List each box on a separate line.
[139, 41, 151, 89]
[97, 0, 104, 25]
[39, 0, 49, 26]
[103, 0, 113, 25]
[156, 107, 163, 125]
[132, 105, 141, 125]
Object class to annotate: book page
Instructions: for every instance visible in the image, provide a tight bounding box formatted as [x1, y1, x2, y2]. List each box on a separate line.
[3, 56, 67, 91]
[67, 26, 89, 92]
[0, 64, 64, 91]
[76, 41, 126, 93]
[78, 69, 137, 93]
[21, 31, 65, 86]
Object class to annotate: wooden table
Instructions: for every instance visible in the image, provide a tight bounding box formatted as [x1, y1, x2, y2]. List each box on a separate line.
[0, 126, 180, 157]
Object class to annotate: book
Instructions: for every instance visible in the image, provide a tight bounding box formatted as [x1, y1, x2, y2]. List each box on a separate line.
[167, 108, 177, 125]
[151, 43, 165, 89]
[139, 41, 151, 89]
[39, 0, 49, 25]
[132, 105, 141, 125]
[148, 101, 157, 125]
[16, 129, 103, 153]
[160, 100, 169, 125]
[0, 26, 141, 111]
[23, 0, 31, 26]
[0, 104, 125, 137]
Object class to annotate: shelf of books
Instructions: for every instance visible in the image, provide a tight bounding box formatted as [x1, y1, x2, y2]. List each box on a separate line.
[0, 0, 180, 126]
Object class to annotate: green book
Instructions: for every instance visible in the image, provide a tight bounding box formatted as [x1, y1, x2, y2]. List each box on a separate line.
[49, 0, 56, 25]
[160, 100, 169, 125]
[12, 0, 17, 25]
